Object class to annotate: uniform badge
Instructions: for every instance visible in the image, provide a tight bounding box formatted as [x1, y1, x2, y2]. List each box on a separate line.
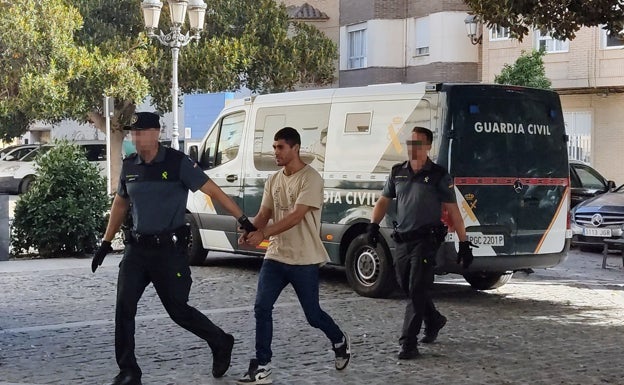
[162, 171, 168, 180]
[424, 176, 430, 183]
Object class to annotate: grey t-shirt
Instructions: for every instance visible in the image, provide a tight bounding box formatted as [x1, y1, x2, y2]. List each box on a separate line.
[381, 158, 456, 232]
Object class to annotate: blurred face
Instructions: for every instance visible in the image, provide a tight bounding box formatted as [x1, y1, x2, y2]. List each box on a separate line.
[406, 132, 431, 161]
[131, 128, 160, 152]
[273, 139, 299, 166]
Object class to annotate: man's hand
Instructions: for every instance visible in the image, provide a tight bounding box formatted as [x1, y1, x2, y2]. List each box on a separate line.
[366, 223, 380, 248]
[91, 240, 113, 273]
[237, 215, 257, 233]
[457, 241, 476, 269]
[245, 230, 265, 247]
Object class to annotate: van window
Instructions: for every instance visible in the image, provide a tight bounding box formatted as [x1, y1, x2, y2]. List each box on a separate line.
[345, 113, 371, 133]
[254, 104, 330, 171]
[83, 144, 106, 161]
[199, 112, 245, 169]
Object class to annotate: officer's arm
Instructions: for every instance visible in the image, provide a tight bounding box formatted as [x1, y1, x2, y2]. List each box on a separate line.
[198, 179, 244, 218]
[371, 196, 391, 224]
[103, 194, 130, 242]
[443, 202, 467, 242]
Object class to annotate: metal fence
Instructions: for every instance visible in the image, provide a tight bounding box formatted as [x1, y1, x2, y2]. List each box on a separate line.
[568, 134, 591, 163]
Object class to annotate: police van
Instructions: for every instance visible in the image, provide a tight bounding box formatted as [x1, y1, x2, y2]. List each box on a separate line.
[186, 83, 570, 297]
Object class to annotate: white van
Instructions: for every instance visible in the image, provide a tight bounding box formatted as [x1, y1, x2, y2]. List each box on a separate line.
[0, 140, 107, 194]
[186, 83, 571, 297]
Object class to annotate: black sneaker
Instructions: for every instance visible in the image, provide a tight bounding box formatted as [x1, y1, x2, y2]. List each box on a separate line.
[421, 315, 447, 344]
[212, 333, 234, 378]
[236, 359, 273, 384]
[398, 344, 420, 360]
[332, 332, 351, 370]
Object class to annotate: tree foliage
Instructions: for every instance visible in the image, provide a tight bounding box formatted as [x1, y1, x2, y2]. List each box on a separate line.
[494, 49, 552, 89]
[1, 0, 337, 189]
[465, 0, 624, 41]
[10, 140, 109, 257]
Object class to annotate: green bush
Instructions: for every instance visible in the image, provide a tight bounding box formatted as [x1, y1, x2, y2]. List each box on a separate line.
[10, 140, 109, 257]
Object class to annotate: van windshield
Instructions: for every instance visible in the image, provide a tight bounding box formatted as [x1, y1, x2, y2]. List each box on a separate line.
[447, 86, 568, 178]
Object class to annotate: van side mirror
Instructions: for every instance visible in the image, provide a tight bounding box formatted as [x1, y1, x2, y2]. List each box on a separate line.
[188, 145, 198, 162]
[607, 180, 616, 191]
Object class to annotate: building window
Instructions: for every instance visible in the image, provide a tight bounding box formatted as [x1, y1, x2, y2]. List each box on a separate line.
[414, 17, 430, 56]
[490, 25, 510, 40]
[347, 24, 367, 69]
[605, 31, 624, 48]
[535, 30, 569, 53]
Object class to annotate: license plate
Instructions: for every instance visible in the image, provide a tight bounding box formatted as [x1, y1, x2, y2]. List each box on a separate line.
[466, 234, 505, 247]
[583, 228, 612, 237]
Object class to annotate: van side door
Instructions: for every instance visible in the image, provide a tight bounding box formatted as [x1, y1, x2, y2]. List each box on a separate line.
[188, 111, 246, 253]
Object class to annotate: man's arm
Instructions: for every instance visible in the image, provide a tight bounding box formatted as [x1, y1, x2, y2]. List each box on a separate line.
[443, 202, 467, 242]
[371, 196, 391, 224]
[103, 194, 130, 242]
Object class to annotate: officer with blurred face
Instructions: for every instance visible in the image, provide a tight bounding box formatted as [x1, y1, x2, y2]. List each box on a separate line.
[91, 112, 256, 385]
[368, 126, 474, 359]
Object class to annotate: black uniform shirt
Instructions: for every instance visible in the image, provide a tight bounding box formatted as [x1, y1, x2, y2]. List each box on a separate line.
[381, 158, 456, 232]
[118, 145, 209, 234]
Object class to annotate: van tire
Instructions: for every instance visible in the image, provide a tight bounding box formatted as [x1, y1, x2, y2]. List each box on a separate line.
[185, 213, 207, 265]
[345, 234, 397, 298]
[20, 175, 35, 194]
[463, 271, 513, 290]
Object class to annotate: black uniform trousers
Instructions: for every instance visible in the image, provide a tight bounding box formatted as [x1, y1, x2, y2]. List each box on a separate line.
[394, 238, 443, 347]
[115, 242, 229, 376]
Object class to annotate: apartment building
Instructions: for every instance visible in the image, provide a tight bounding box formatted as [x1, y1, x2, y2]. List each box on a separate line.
[338, 0, 479, 86]
[481, 26, 624, 183]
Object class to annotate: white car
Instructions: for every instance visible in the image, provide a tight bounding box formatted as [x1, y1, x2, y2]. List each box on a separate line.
[0, 144, 39, 161]
[0, 141, 107, 194]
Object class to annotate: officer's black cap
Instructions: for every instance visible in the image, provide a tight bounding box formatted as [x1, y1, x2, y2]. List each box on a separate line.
[124, 112, 161, 130]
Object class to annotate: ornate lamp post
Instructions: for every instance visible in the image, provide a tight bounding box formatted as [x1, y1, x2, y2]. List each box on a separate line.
[141, 0, 207, 150]
[464, 15, 482, 45]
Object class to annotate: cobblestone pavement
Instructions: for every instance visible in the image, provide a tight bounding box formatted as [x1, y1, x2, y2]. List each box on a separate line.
[1, 247, 623, 385]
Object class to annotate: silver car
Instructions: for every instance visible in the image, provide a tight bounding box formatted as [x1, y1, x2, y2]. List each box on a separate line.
[571, 184, 624, 251]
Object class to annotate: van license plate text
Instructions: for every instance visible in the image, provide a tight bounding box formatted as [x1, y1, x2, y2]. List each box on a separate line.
[583, 228, 612, 237]
[466, 234, 504, 247]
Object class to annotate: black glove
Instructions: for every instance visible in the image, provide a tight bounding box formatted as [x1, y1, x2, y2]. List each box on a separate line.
[457, 241, 476, 269]
[366, 223, 380, 248]
[238, 215, 257, 233]
[91, 240, 112, 273]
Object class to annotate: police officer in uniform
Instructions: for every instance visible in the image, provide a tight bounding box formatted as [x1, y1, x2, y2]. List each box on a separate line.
[368, 126, 474, 359]
[91, 112, 256, 385]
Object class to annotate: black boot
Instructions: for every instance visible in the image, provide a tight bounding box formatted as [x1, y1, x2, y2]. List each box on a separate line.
[111, 371, 142, 385]
[212, 333, 235, 378]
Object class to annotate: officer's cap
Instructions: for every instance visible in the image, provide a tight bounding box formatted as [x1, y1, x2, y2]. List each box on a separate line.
[125, 112, 161, 130]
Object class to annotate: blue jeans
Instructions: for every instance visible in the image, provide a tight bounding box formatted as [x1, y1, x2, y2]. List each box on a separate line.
[254, 259, 344, 365]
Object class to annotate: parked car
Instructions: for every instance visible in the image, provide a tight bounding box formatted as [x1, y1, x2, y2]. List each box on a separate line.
[571, 184, 624, 250]
[0, 144, 39, 161]
[569, 160, 616, 208]
[0, 141, 106, 194]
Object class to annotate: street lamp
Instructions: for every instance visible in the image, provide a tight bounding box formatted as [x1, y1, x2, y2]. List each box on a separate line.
[464, 15, 482, 45]
[141, 0, 207, 150]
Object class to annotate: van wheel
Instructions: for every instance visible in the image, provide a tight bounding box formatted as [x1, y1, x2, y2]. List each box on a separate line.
[345, 234, 397, 298]
[20, 175, 35, 194]
[185, 213, 207, 265]
[463, 272, 513, 290]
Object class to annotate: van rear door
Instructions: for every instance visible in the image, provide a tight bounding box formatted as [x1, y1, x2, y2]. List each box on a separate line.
[445, 85, 568, 256]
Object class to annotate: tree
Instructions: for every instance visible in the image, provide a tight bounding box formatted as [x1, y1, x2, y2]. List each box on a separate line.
[0, 0, 337, 190]
[494, 49, 552, 89]
[464, 0, 624, 41]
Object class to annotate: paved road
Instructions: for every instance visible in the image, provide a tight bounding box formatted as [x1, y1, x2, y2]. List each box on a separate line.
[1, 248, 623, 385]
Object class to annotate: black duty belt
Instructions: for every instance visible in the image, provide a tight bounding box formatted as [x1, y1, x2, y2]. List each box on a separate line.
[392, 223, 447, 244]
[128, 225, 189, 247]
